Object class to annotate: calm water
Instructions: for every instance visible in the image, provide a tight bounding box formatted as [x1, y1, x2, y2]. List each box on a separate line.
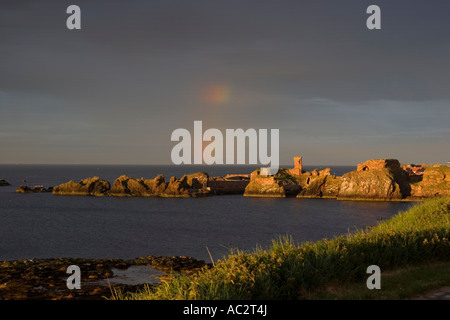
[0, 165, 415, 262]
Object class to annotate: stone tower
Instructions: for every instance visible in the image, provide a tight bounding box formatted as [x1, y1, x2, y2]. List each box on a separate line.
[287, 156, 303, 176]
[294, 156, 302, 171]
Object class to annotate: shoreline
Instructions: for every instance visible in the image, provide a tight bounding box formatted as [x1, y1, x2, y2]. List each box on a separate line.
[0, 255, 210, 300]
[6, 157, 448, 201]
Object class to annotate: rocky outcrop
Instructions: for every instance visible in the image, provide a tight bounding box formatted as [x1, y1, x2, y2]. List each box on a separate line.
[244, 177, 287, 197]
[410, 166, 450, 198]
[337, 168, 402, 200]
[16, 185, 53, 193]
[0, 179, 10, 186]
[14, 157, 450, 201]
[244, 169, 300, 197]
[297, 174, 341, 199]
[52, 177, 111, 196]
[0, 255, 209, 300]
[109, 174, 167, 197]
[51, 172, 210, 198]
[337, 160, 411, 201]
[161, 172, 210, 197]
[244, 166, 337, 198]
[247, 159, 448, 201]
[109, 172, 210, 197]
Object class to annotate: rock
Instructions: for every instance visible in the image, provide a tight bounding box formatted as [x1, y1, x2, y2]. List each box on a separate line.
[109, 172, 210, 197]
[244, 169, 300, 197]
[337, 159, 410, 201]
[244, 178, 287, 197]
[129, 255, 208, 272]
[16, 185, 52, 193]
[109, 174, 166, 197]
[0, 179, 10, 186]
[319, 168, 331, 176]
[52, 177, 110, 196]
[297, 175, 341, 198]
[321, 175, 342, 198]
[162, 172, 210, 197]
[410, 166, 450, 198]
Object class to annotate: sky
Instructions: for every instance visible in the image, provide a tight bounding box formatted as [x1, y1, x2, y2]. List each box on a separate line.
[0, 0, 449, 166]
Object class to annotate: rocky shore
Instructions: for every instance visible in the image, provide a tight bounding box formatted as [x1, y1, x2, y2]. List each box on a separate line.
[0, 255, 210, 300]
[10, 156, 450, 201]
[51, 172, 210, 197]
[244, 158, 450, 201]
[16, 185, 53, 193]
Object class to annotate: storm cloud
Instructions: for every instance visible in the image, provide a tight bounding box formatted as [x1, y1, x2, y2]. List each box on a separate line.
[0, 0, 449, 165]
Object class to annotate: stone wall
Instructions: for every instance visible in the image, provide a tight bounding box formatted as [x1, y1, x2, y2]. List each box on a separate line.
[207, 180, 249, 195]
[357, 159, 401, 172]
[224, 174, 250, 180]
[253, 176, 276, 185]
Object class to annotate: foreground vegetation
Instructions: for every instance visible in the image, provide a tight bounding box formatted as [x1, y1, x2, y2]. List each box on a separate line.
[112, 196, 450, 300]
[307, 261, 450, 299]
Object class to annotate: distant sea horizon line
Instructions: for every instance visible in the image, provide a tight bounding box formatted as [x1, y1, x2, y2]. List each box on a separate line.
[0, 163, 356, 167]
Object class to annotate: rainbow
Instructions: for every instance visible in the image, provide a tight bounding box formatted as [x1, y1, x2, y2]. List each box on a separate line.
[202, 84, 232, 105]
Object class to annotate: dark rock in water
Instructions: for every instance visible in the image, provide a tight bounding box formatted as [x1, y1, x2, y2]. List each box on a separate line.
[16, 185, 53, 193]
[130, 255, 209, 273]
[0, 255, 208, 300]
[52, 177, 111, 196]
[0, 179, 10, 186]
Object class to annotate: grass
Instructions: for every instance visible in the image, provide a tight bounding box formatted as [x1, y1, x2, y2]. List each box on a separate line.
[110, 196, 450, 300]
[306, 261, 450, 300]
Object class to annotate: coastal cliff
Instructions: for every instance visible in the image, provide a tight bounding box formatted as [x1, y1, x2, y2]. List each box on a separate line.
[337, 168, 404, 201]
[244, 158, 449, 201]
[297, 174, 342, 199]
[336, 159, 410, 201]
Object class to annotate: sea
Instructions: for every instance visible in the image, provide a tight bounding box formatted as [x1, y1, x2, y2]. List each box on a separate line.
[0, 164, 416, 262]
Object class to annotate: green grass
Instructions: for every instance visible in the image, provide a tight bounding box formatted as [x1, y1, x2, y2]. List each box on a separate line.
[111, 196, 450, 300]
[273, 168, 297, 182]
[306, 261, 450, 300]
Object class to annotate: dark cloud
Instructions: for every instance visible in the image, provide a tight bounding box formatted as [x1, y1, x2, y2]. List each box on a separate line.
[0, 0, 449, 165]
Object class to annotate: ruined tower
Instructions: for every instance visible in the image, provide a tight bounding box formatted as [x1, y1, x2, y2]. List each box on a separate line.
[287, 156, 303, 176]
